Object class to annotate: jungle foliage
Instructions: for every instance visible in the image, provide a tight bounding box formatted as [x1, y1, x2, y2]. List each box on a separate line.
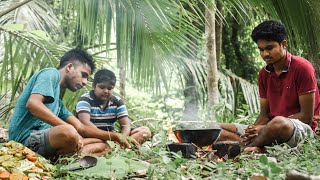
[1, 0, 320, 179]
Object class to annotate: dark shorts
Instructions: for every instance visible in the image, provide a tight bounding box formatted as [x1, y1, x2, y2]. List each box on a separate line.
[26, 129, 57, 159]
[96, 125, 115, 132]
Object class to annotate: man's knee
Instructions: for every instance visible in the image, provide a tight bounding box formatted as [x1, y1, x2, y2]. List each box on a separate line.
[268, 116, 294, 137]
[49, 125, 80, 149]
[269, 116, 292, 130]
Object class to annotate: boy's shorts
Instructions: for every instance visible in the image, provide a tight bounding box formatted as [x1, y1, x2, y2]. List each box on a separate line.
[96, 125, 115, 131]
[234, 118, 314, 147]
[25, 129, 57, 159]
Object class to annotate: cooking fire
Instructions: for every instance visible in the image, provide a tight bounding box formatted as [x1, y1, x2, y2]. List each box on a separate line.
[168, 128, 241, 161]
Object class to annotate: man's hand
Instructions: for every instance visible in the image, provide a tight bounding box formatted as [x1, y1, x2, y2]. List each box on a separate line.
[241, 125, 265, 145]
[75, 136, 84, 153]
[114, 133, 140, 149]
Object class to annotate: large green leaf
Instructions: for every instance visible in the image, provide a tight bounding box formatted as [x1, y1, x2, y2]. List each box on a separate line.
[60, 155, 149, 179]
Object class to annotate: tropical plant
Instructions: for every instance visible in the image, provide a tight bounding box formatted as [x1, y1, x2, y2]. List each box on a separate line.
[2, 0, 320, 124]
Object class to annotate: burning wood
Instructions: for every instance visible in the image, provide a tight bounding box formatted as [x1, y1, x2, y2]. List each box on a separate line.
[206, 144, 213, 151]
[168, 128, 179, 143]
[217, 157, 225, 162]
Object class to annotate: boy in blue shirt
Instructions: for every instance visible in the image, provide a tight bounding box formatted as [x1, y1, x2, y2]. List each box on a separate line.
[76, 69, 151, 145]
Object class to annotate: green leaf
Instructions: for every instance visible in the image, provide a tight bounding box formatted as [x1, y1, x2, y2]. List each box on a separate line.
[1, 24, 25, 31]
[269, 162, 282, 174]
[106, 140, 116, 149]
[259, 155, 268, 165]
[60, 155, 148, 179]
[161, 155, 172, 164]
[262, 168, 269, 177]
[30, 30, 50, 40]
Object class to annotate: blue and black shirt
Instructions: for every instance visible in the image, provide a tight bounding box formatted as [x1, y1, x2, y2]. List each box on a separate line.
[76, 90, 128, 131]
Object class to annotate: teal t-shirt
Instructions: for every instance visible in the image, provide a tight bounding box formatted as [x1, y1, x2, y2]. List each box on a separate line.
[8, 68, 72, 145]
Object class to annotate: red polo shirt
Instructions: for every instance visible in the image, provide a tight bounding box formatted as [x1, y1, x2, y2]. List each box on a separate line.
[258, 52, 320, 131]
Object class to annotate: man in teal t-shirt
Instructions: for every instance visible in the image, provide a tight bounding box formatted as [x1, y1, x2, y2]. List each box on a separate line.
[8, 48, 138, 159]
[9, 68, 72, 145]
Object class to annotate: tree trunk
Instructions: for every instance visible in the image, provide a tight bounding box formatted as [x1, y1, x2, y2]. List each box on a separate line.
[119, 61, 126, 98]
[215, 0, 223, 69]
[116, 1, 126, 99]
[206, 1, 219, 116]
[231, 14, 245, 63]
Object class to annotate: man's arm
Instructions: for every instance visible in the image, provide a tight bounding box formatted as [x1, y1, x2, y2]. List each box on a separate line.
[254, 98, 270, 125]
[26, 94, 68, 126]
[118, 117, 131, 136]
[67, 115, 118, 140]
[28, 94, 136, 148]
[27, 94, 121, 143]
[66, 115, 137, 148]
[288, 92, 314, 125]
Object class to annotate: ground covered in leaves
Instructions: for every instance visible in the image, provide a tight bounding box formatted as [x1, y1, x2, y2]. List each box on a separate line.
[53, 132, 320, 179]
[0, 126, 319, 179]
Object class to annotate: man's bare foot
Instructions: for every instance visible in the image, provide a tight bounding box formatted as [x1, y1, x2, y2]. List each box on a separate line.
[243, 146, 266, 153]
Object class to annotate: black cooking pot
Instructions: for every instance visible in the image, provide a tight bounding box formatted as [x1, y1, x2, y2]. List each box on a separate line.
[174, 128, 222, 147]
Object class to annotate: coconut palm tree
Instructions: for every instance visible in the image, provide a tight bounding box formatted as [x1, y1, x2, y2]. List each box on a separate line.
[1, 0, 320, 124]
[0, 0, 210, 123]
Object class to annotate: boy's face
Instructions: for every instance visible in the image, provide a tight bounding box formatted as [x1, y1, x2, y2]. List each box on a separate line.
[257, 40, 287, 65]
[93, 81, 114, 102]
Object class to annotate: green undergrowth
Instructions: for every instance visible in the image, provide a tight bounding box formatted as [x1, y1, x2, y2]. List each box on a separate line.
[53, 92, 320, 179]
[53, 133, 320, 179]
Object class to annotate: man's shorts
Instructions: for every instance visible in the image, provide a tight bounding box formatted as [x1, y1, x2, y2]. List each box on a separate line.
[26, 129, 57, 159]
[233, 118, 314, 147]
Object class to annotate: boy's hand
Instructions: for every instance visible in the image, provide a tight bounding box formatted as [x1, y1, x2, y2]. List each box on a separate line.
[115, 133, 140, 149]
[127, 136, 141, 150]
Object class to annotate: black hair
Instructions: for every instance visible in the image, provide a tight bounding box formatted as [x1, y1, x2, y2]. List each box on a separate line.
[251, 20, 287, 44]
[59, 48, 96, 72]
[93, 69, 116, 86]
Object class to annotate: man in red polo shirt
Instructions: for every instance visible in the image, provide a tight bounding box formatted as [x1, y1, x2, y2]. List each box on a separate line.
[218, 20, 320, 152]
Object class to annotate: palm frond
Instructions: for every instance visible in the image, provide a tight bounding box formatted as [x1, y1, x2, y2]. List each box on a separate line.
[60, 0, 206, 92]
[0, 24, 67, 101]
[0, 0, 61, 34]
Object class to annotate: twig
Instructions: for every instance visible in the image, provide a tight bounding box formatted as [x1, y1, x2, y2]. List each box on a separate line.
[0, 0, 33, 18]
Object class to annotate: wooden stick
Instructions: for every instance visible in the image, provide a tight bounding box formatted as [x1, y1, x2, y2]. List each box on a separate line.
[0, 0, 33, 18]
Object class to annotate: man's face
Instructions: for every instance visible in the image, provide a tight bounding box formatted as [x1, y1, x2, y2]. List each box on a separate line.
[257, 40, 286, 65]
[66, 63, 91, 92]
[93, 81, 114, 102]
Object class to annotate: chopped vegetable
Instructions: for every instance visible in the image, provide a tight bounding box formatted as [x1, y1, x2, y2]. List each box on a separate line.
[9, 172, 28, 180]
[0, 171, 10, 179]
[26, 155, 37, 162]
